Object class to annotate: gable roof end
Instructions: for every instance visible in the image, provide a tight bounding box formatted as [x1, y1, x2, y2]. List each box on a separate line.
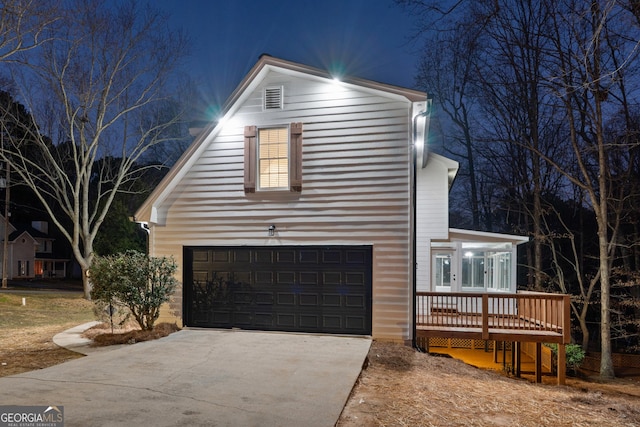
[134, 55, 427, 224]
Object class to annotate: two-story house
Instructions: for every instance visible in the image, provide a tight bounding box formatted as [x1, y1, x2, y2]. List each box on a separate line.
[0, 216, 67, 279]
[133, 56, 570, 385]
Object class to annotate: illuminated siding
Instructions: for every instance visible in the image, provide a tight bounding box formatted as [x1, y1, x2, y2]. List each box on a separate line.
[415, 156, 455, 293]
[151, 69, 414, 341]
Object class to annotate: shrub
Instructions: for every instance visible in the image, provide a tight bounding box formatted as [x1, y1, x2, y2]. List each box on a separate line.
[546, 343, 586, 376]
[90, 250, 178, 331]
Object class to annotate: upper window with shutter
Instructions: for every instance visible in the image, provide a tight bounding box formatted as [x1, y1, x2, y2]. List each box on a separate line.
[258, 127, 288, 189]
[263, 86, 283, 110]
[244, 123, 302, 193]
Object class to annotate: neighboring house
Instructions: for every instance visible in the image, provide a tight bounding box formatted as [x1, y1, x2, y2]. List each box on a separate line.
[0, 216, 68, 279]
[135, 54, 538, 343]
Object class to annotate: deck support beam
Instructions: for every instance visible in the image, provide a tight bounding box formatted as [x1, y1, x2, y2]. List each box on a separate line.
[535, 343, 542, 383]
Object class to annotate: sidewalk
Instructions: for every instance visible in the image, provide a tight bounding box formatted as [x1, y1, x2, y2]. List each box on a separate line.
[53, 321, 126, 355]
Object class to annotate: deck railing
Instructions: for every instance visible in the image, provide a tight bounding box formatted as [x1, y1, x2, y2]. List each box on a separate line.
[416, 291, 571, 343]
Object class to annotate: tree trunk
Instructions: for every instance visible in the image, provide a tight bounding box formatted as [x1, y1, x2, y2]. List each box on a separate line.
[578, 313, 589, 351]
[598, 230, 615, 378]
[82, 266, 92, 300]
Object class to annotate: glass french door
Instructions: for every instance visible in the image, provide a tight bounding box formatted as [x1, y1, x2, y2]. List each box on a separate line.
[433, 251, 454, 292]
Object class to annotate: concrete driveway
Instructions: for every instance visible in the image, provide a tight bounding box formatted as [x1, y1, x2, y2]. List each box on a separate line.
[0, 329, 371, 427]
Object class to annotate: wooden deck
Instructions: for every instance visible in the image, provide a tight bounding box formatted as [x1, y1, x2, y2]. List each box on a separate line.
[416, 291, 571, 384]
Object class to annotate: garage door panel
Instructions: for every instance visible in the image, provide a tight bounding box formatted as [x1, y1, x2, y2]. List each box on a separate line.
[346, 295, 365, 308]
[322, 250, 342, 264]
[298, 314, 320, 328]
[256, 250, 274, 263]
[256, 271, 273, 284]
[193, 271, 209, 282]
[322, 315, 342, 329]
[184, 246, 372, 334]
[234, 271, 251, 283]
[233, 311, 254, 325]
[322, 294, 341, 306]
[255, 292, 274, 304]
[299, 250, 319, 264]
[346, 250, 367, 264]
[323, 272, 341, 285]
[211, 311, 231, 324]
[277, 293, 295, 305]
[345, 316, 365, 330]
[234, 251, 251, 263]
[277, 313, 296, 328]
[253, 312, 274, 326]
[193, 250, 210, 262]
[276, 250, 296, 263]
[346, 272, 365, 285]
[299, 293, 319, 306]
[299, 272, 319, 285]
[277, 271, 295, 284]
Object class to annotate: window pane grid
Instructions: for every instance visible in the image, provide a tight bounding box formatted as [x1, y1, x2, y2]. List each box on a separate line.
[258, 128, 288, 189]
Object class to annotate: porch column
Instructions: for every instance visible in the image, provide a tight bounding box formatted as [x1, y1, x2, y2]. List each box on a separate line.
[557, 343, 566, 385]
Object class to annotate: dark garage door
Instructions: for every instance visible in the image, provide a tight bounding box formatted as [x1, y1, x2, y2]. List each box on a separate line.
[183, 246, 372, 335]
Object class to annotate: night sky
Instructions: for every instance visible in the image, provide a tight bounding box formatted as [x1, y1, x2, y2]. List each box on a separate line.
[155, 0, 421, 118]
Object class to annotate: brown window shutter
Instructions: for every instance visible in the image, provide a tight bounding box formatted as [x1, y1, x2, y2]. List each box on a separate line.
[244, 125, 257, 193]
[290, 122, 303, 192]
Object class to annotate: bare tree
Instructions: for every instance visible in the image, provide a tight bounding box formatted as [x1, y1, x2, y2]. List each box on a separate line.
[542, 0, 640, 378]
[402, 0, 640, 379]
[544, 196, 598, 350]
[0, 0, 58, 62]
[415, 20, 485, 229]
[0, 0, 189, 298]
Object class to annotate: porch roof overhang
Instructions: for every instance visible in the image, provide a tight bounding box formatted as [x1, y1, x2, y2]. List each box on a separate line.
[441, 228, 530, 246]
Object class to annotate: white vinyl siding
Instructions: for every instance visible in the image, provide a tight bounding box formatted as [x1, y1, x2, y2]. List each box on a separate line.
[415, 156, 455, 292]
[150, 70, 413, 341]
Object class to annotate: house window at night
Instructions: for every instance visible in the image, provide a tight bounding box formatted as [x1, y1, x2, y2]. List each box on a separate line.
[35, 260, 43, 276]
[431, 239, 519, 293]
[258, 127, 289, 190]
[244, 123, 302, 193]
[18, 260, 29, 276]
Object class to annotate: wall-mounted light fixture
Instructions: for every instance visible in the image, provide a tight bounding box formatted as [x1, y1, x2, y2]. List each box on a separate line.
[268, 224, 276, 237]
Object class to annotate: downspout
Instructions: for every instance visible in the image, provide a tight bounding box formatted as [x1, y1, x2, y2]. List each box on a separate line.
[411, 119, 418, 349]
[411, 100, 431, 349]
[131, 216, 151, 255]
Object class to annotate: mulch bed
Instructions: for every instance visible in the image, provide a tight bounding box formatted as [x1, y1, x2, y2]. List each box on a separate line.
[337, 341, 640, 427]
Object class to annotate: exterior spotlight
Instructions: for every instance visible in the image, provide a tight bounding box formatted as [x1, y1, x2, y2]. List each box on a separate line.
[268, 224, 276, 236]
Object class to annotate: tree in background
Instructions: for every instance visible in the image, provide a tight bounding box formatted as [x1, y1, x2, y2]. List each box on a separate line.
[0, 0, 58, 62]
[0, 0, 189, 298]
[414, 16, 485, 230]
[400, 0, 640, 378]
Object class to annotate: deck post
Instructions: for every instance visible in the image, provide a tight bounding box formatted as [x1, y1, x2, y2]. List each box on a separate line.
[502, 342, 507, 368]
[481, 294, 489, 340]
[535, 342, 542, 383]
[515, 341, 521, 378]
[563, 295, 571, 344]
[557, 343, 566, 385]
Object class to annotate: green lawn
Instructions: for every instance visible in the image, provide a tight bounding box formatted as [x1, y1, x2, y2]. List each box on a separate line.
[0, 292, 95, 330]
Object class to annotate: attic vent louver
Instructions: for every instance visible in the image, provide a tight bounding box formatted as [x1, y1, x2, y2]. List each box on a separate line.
[264, 86, 283, 110]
